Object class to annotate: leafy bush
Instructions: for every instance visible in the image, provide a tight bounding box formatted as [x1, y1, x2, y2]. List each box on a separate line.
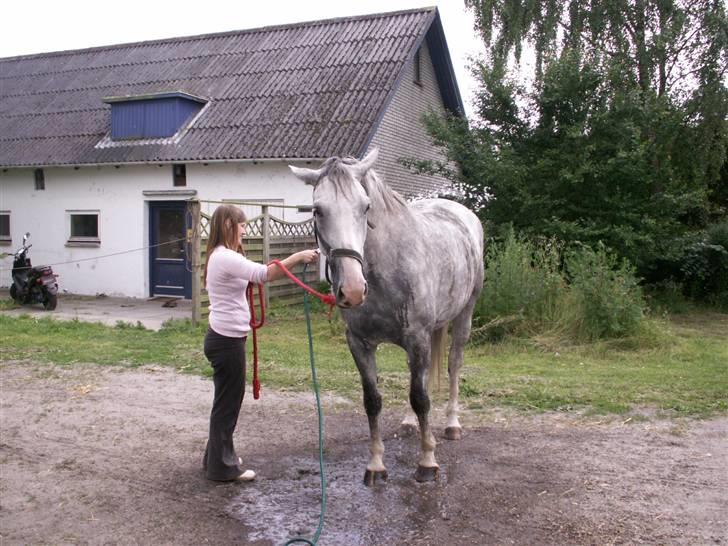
[475, 231, 565, 337]
[708, 221, 728, 250]
[565, 244, 645, 340]
[680, 221, 728, 309]
[473, 235, 645, 342]
[644, 280, 693, 315]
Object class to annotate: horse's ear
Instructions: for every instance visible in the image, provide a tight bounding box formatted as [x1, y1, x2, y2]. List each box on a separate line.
[289, 165, 323, 186]
[356, 148, 379, 176]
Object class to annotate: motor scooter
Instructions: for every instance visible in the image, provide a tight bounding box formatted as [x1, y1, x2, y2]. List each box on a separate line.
[10, 232, 59, 310]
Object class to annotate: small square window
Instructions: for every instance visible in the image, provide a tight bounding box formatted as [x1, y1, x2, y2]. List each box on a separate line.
[34, 169, 45, 190]
[71, 214, 98, 237]
[67, 211, 100, 246]
[0, 212, 10, 243]
[173, 164, 187, 187]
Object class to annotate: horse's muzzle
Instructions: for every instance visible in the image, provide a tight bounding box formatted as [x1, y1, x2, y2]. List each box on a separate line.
[329, 253, 368, 308]
[336, 280, 368, 308]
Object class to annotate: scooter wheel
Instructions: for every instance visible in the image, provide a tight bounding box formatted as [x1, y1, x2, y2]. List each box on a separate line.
[43, 293, 57, 311]
[9, 284, 19, 303]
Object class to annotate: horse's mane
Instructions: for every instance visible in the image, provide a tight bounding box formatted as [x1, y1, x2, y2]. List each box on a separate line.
[322, 156, 408, 216]
[361, 169, 408, 216]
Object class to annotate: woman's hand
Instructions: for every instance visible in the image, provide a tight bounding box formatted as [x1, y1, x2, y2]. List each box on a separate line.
[296, 249, 320, 264]
[266, 249, 320, 281]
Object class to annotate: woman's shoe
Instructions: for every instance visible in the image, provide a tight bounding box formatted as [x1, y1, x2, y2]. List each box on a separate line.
[236, 469, 256, 481]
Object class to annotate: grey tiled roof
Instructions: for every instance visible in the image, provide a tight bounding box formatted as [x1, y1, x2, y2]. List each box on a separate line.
[0, 7, 462, 167]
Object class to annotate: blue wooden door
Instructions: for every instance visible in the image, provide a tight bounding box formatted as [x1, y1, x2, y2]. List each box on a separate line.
[149, 201, 191, 298]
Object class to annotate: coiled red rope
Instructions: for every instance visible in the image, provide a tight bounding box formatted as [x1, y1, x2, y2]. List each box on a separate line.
[246, 259, 336, 399]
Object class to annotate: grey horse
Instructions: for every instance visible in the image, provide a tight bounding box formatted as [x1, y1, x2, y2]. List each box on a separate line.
[290, 149, 484, 485]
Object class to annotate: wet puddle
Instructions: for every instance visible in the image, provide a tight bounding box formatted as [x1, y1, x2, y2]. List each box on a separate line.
[229, 442, 455, 545]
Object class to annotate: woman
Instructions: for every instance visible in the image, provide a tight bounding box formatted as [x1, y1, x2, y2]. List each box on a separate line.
[202, 204, 319, 482]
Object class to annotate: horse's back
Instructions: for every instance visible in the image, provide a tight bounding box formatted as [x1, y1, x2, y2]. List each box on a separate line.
[406, 199, 484, 321]
[409, 198, 484, 257]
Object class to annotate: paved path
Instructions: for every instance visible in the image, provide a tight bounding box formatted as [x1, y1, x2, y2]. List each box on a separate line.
[0, 289, 192, 330]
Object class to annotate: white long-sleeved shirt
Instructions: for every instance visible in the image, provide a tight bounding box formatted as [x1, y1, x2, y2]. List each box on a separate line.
[206, 246, 268, 337]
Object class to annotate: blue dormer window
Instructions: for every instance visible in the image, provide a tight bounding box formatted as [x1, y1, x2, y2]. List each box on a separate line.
[103, 92, 206, 140]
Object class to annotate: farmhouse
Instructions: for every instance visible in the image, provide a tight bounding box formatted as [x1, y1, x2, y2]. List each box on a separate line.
[0, 7, 463, 299]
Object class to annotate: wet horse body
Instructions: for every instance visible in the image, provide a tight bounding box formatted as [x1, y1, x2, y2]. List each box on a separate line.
[291, 150, 483, 484]
[347, 196, 483, 343]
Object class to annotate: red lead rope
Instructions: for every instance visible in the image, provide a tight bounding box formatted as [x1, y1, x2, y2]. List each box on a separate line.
[246, 282, 265, 399]
[246, 259, 337, 400]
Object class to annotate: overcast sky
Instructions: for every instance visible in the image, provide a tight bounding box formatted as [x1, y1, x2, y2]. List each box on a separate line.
[1, 0, 486, 118]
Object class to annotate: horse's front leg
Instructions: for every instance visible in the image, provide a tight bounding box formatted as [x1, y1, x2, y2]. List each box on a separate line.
[406, 337, 439, 482]
[347, 332, 387, 486]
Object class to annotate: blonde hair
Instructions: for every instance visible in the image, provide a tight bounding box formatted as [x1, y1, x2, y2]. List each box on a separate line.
[203, 204, 247, 285]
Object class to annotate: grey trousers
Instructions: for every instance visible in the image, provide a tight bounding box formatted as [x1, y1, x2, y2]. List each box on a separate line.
[203, 327, 247, 481]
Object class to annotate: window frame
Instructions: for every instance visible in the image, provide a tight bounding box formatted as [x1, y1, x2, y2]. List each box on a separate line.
[103, 92, 207, 141]
[66, 210, 101, 247]
[173, 164, 187, 187]
[34, 168, 45, 190]
[413, 48, 422, 87]
[0, 211, 10, 245]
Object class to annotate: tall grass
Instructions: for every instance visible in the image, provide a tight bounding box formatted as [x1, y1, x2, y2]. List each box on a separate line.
[475, 232, 566, 338]
[565, 243, 645, 340]
[474, 234, 646, 342]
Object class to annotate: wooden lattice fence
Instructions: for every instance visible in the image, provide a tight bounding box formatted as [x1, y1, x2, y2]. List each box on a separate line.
[188, 200, 319, 324]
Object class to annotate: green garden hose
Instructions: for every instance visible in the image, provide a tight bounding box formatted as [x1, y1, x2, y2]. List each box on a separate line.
[284, 263, 327, 546]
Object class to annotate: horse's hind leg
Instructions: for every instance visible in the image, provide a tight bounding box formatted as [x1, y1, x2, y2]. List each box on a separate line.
[445, 301, 477, 441]
[406, 336, 439, 482]
[347, 332, 387, 486]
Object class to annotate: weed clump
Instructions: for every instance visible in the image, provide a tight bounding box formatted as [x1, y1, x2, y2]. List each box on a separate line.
[565, 243, 645, 341]
[473, 232, 645, 343]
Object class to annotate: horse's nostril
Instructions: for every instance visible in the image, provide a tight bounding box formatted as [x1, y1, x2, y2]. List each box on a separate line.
[337, 283, 366, 306]
[363, 282, 369, 296]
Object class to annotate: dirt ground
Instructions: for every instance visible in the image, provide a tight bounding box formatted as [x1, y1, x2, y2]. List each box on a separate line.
[1, 361, 726, 546]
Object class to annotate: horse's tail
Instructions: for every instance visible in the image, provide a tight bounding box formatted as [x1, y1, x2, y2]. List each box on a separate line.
[428, 326, 448, 393]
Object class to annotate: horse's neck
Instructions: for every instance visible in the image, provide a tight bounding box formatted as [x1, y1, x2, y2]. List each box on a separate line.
[365, 205, 415, 259]
[362, 172, 416, 258]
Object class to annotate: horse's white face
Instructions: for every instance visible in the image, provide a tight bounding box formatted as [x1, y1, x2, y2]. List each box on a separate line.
[313, 176, 370, 307]
[290, 149, 378, 308]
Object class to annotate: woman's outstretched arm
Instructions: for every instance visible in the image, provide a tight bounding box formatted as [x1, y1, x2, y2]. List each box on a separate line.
[266, 249, 320, 281]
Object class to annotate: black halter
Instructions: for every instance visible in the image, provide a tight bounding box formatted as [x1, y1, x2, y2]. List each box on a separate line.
[314, 221, 365, 284]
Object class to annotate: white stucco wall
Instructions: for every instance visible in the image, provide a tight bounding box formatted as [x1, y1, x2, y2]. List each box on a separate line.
[0, 161, 316, 297]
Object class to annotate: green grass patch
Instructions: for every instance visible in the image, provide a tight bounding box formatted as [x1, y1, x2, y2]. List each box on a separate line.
[0, 298, 20, 311]
[1, 308, 726, 417]
[462, 315, 728, 416]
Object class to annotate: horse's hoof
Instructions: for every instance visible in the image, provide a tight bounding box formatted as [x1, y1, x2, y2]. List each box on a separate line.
[414, 465, 439, 482]
[444, 426, 462, 440]
[400, 423, 419, 436]
[363, 469, 388, 487]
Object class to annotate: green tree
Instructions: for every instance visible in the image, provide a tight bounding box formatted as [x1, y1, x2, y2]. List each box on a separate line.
[425, 0, 727, 279]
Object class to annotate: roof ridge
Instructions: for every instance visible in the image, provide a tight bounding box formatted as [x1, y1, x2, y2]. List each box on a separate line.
[0, 34, 410, 81]
[0, 7, 436, 62]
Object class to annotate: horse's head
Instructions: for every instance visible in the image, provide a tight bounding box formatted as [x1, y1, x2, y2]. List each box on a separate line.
[289, 149, 379, 308]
